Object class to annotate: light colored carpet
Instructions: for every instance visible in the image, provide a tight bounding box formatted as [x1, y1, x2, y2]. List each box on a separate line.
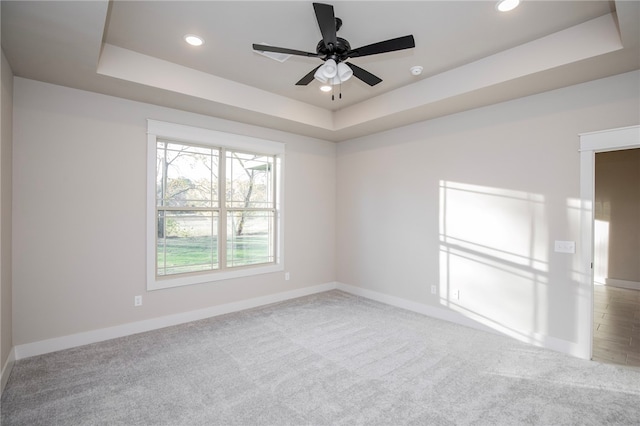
[2, 290, 640, 425]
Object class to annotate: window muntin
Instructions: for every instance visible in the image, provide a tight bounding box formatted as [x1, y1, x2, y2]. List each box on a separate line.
[156, 210, 219, 276]
[156, 141, 220, 277]
[156, 141, 219, 209]
[226, 210, 274, 268]
[147, 120, 284, 290]
[226, 151, 274, 209]
[225, 151, 276, 268]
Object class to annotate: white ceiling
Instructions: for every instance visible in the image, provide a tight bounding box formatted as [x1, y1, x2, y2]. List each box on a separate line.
[2, 1, 639, 142]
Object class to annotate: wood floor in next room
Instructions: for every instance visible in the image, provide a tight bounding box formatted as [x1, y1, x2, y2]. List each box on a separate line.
[593, 284, 640, 367]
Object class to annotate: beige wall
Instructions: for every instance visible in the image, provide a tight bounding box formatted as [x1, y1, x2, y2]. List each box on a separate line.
[12, 78, 336, 345]
[9, 69, 640, 354]
[595, 148, 640, 283]
[1, 50, 13, 371]
[337, 71, 640, 345]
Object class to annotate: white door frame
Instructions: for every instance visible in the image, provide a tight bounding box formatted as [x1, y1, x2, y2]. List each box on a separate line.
[578, 125, 640, 360]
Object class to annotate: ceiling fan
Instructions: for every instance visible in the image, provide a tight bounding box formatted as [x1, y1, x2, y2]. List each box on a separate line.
[252, 2, 415, 88]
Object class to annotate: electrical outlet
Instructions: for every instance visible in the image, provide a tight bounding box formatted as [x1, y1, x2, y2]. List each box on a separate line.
[134, 295, 142, 307]
[431, 285, 437, 295]
[285, 272, 290, 281]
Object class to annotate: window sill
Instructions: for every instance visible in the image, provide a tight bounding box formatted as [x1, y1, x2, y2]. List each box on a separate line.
[147, 263, 284, 291]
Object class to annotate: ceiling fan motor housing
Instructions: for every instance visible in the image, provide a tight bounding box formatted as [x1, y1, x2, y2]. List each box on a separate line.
[316, 37, 351, 62]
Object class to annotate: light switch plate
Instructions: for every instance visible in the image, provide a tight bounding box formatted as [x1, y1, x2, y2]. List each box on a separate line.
[554, 240, 575, 254]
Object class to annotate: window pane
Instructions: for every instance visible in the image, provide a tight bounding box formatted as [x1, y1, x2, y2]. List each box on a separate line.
[157, 141, 219, 208]
[226, 210, 274, 267]
[157, 210, 218, 276]
[226, 151, 274, 209]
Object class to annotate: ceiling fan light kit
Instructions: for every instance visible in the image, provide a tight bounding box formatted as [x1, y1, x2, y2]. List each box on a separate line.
[252, 2, 416, 98]
[314, 60, 353, 85]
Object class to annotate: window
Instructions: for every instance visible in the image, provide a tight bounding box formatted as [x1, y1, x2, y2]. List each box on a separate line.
[147, 120, 284, 290]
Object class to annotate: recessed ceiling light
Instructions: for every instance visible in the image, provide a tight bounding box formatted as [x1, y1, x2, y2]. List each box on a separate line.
[320, 85, 332, 92]
[184, 34, 204, 46]
[496, 0, 520, 12]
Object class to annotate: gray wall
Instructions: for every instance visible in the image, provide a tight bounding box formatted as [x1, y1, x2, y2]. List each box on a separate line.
[1, 50, 13, 373]
[12, 78, 336, 345]
[336, 71, 640, 346]
[595, 148, 640, 284]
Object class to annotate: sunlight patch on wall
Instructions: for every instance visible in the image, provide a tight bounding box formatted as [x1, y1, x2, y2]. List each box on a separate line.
[439, 181, 549, 342]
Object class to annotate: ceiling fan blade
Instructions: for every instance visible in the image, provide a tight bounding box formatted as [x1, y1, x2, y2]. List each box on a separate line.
[253, 44, 320, 58]
[296, 65, 323, 86]
[347, 35, 415, 58]
[346, 63, 382, 86]
[313, 3, 337, 49]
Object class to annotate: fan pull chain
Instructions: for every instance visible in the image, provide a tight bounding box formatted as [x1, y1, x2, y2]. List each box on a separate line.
[331, 81, 343, 101]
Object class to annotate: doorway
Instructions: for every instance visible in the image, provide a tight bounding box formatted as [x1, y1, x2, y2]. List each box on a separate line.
[592, 148, 640, 366]
[578, 125, 640, 362]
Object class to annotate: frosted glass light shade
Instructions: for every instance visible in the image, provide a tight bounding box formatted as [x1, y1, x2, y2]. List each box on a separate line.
[337, 62, 353, 82]
[322, 59, 337, 78]
[314, 66, 328, 83]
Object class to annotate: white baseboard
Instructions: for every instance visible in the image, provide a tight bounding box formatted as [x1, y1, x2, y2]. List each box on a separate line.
[335, 282, 581, 358]
[604, 278, 640, 291]
[12, 280, 581, 362]
[336, 282, 495, 334]
[14, 282, 338, 360]
[1, 347, 16, 396]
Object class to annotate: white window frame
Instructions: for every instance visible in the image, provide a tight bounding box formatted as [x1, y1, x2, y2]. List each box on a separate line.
[147, 119, 285, 290]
